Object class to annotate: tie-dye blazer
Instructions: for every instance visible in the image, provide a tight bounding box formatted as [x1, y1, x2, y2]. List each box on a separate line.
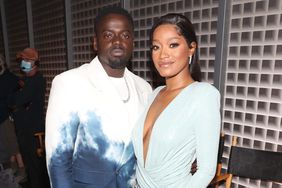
[45, 57, 152, 188]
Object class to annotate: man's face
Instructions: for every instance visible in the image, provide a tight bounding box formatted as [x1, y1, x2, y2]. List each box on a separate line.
[94, 13, 134, 70]
[20, 58, 37, 76]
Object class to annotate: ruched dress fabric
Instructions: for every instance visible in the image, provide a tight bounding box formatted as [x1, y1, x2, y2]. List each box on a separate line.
[132, 82, 221, 188]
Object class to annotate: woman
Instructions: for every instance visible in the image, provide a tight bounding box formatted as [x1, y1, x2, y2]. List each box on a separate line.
[132, 13, 221, 187]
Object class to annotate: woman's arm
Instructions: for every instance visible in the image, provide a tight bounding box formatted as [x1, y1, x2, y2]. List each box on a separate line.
[188, 86, 221, 188]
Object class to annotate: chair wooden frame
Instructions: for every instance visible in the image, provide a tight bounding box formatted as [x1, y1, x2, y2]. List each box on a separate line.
[209, 136, 237, 188]
[34, 132, 45, 157]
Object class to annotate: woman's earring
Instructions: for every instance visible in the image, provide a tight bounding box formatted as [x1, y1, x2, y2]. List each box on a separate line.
[189, 56, 192, 65]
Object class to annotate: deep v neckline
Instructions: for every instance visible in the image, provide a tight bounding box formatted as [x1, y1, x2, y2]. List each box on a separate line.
[142, 82, 197, 167]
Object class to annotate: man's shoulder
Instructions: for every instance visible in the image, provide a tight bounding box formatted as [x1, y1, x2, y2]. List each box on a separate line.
[49, 64, 92, 91]
[54, 63, 90, 80]
[127, 71, 152, 92]
[2, 70, 18, 80]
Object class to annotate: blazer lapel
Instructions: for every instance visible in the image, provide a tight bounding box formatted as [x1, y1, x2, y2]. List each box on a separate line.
[85, 57, 131, 139]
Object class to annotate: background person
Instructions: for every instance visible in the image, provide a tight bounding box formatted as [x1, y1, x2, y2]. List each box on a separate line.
[0, 54, 23, 188]
[9, 48, 49, 188]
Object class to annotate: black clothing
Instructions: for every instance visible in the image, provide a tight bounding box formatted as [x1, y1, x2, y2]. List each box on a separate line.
[0, 70, 18, 124]
[9, 72, 49, 188]
[10, 72, 46, 134]
[0, 70, 20, 188]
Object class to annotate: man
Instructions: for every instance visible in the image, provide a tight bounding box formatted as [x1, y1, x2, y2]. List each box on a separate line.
[0, 54, 22, 188]
[0, 154, 20, 188]
[45, 6, 152, 188]
[9, 48, 49, 188]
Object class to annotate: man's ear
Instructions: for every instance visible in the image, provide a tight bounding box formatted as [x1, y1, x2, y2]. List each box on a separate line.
[93, 33, 98, 51]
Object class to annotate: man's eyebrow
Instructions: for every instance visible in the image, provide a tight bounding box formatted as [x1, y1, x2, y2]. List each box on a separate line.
[101, 29, 132, 33]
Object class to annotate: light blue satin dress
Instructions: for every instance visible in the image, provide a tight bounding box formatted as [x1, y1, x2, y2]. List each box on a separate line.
[132, 82, 221, 188]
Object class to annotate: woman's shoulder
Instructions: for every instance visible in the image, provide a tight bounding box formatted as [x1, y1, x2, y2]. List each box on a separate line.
[192, 82, 220, 97]
[153, 85, 165, 93]
[146, 86, 165, 102]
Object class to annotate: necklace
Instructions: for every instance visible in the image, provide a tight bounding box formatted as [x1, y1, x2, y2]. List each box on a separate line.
[122, 77, 130, 103]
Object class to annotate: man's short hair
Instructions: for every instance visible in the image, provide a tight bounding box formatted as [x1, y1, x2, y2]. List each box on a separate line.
[94, 6, 134, 34]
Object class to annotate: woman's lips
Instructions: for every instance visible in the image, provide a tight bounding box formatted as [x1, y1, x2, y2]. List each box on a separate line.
[158, 61, 173, 68]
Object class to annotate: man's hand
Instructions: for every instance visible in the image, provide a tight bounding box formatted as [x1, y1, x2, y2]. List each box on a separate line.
[18, 80, 25, 88]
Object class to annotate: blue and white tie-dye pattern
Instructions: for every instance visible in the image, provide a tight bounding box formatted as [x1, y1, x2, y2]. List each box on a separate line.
[46, 57, 152, 188]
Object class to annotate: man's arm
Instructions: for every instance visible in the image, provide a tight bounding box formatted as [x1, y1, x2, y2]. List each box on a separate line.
[45, 75, 79, 188]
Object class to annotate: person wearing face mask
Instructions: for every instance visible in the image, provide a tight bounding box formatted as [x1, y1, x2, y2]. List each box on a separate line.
[9, 48, 50, 188]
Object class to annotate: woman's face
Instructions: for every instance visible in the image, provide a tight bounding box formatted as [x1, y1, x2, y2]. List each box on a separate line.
[151, 24, 195, 78]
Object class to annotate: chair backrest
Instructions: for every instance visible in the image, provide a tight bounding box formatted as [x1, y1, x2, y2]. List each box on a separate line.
[209, 135, 236, 188]
[228, 146, 282, 182]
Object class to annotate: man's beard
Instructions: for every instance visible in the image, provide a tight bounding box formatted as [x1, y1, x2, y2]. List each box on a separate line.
[108, 57, 129, 69]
